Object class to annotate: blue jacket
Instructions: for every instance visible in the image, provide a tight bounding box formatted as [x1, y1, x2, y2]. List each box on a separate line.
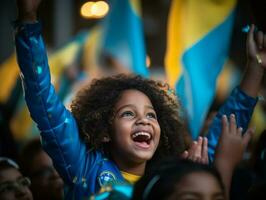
[15, 22, 125, 199]
[15, 22, 257, 199]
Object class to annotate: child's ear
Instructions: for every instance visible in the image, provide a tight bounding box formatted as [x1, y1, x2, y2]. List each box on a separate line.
[102, 136, 111, 143]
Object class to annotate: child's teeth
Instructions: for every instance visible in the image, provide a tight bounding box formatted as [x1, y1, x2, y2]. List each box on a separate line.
[132, 132, 151, 139]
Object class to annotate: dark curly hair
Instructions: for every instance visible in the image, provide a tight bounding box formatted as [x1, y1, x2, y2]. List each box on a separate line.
[71, 74, 188, 161]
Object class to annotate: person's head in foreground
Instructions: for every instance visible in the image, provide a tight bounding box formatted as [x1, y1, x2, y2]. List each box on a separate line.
[19, 138, 64, 200]
[0, 157, 33, 200]
[132, 158, 225, 200]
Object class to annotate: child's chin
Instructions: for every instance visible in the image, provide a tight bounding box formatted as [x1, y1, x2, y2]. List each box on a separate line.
[134, 152, 154, 162]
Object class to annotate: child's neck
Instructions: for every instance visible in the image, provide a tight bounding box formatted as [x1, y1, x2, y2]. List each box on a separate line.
[113, 158, 146, 176]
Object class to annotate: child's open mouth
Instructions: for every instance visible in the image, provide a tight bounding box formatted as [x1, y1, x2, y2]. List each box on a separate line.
[131, 132, 152, 149]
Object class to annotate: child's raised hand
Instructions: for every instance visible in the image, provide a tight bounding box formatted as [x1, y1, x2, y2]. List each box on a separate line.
[247, 24, 266, 68]
[181, 136, 209, 165]
[17, 0, 41, 22]
[214, 114, 254, 169]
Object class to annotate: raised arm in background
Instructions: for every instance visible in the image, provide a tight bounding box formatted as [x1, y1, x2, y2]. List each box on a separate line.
[207, 25, 266, 161]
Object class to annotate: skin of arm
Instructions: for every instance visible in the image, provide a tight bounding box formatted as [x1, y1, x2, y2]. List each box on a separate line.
[214, 114, 253, 200]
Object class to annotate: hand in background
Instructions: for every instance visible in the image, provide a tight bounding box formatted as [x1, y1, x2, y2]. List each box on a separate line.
[181, 136, 209, 165]
[214, 114, 253, 169]
[16, 0, 41, 22]
[247, 24, 266, 68]
[240, 24, 265, 97]
[214, 114, 254, 199]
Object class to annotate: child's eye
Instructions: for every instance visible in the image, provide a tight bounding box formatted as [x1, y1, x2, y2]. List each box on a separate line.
[121, 111, 134, 118]
[147, 112, 157, 119]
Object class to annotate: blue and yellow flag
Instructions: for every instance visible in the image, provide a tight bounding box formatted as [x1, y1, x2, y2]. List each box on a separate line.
[100, 0, 148, 76]
[0, 55, 20, 104]
[82, 25, 103, 77]
[165, 0, 237, 138]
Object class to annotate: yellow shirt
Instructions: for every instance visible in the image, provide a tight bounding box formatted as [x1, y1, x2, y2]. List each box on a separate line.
[121, 171, 141, 184]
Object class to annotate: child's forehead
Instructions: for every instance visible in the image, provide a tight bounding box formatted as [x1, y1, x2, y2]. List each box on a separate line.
[120, 89, 149, 99]
[115, 89, 153, 107]
[119, 89, 151, 100]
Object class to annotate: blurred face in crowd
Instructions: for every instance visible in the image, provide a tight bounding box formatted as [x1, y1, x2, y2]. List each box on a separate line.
[29, 150, 64, 200]
[0, 167, 33, 200]
[168, 172, 225, 200]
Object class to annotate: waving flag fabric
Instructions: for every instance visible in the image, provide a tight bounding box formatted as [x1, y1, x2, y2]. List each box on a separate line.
[100, 0, 148, 76]
[165, 0, 237, 138]
[0, 55, 20, 104]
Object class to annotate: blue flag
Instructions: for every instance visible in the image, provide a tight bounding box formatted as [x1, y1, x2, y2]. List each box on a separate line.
[165, 0, 237, 138]
[100, 0, 148, 76]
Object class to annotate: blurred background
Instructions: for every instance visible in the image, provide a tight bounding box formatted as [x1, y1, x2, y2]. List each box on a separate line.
[0, 0, 265, 160]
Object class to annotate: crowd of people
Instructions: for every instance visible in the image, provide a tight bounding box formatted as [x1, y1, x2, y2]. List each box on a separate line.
[0, 0, 266, 199]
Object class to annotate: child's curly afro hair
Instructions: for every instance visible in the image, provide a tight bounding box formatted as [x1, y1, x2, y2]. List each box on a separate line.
[71, 74, 188, 160]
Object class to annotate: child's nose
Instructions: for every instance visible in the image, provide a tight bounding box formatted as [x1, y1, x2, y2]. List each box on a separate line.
[136, 116, 150, 125]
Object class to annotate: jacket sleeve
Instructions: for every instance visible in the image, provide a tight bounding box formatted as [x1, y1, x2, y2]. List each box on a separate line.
[15, 22, 91, 185]
[207, 87, 258, 162]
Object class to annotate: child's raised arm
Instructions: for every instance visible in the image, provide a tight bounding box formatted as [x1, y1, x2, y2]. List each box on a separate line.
[207, 25, 265, 161]
[14, 0, 95, 197]
[214, 114, 254, 199]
